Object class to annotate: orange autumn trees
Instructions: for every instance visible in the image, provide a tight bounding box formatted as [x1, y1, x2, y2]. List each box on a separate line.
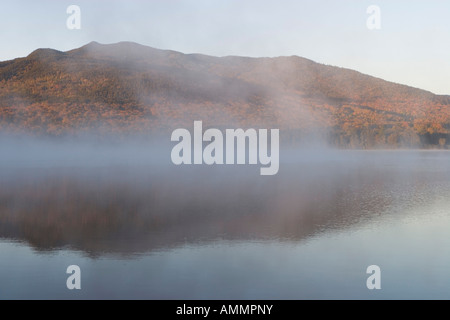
[0, 41, 449, 148]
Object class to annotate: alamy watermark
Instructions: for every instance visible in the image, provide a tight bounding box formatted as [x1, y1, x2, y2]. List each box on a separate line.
[170, 121, 280, 175]
[366, 265, 381, 290]
[367, 5, 381, 30]
[66, 265, 81, 290]
[66, 5, 81, 30]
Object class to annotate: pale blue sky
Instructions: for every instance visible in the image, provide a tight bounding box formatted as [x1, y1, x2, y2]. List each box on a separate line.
[0, 0, 449, 94]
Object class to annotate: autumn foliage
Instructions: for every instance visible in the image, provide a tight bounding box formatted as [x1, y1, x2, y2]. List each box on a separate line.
[0, 41, 449, 148]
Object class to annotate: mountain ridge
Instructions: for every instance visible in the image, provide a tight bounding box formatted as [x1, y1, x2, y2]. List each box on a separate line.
[0, 41, 449, 148]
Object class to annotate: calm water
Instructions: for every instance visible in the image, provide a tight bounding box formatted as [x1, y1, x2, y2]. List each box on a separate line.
[1, 147, 450, 299]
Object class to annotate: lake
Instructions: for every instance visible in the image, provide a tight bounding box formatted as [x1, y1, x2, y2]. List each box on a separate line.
[1, 145, 450, 299]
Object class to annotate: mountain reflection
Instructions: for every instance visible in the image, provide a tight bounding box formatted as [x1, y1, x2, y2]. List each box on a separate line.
[0, 151, 442, 258]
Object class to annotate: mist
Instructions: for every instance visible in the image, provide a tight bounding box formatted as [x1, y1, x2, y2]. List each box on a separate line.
[1, 133, 448, 256]
[2, 0, 450, 300]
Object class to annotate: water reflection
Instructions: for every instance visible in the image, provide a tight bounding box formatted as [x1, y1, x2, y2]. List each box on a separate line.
[1, 150, 448, 258]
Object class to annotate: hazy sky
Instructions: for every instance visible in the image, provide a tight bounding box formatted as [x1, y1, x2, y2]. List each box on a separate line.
[0, 0, 449, 94]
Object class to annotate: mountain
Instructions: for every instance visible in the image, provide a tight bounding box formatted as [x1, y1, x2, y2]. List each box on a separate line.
[1, 41, 449, 148]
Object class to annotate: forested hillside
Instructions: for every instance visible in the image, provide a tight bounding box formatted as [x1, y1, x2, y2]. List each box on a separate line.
[1, 41, 449, 148]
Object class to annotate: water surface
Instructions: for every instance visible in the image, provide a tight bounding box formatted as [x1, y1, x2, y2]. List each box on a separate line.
[1, 148, 450, 299]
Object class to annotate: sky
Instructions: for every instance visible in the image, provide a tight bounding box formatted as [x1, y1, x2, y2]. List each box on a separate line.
[0, 0, 449, 94]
